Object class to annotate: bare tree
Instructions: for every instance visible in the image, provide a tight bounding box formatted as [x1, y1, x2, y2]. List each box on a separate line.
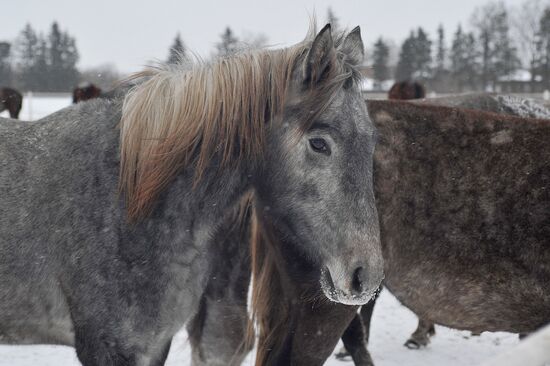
[512, 0, 550, 90]
[471, 1, 520, 90]
[79, 63, 122, 91]
[241, 31, 269, 49]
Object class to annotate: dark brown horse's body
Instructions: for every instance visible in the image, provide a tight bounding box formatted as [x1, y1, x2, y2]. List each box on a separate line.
[372, 99, 550, 328]
[187, 98, 550, 366]
[387, 80, 425, 100]
[72, 82, 102, 103]
[0, 87, 23, 119]
[390, 93, 550, 350]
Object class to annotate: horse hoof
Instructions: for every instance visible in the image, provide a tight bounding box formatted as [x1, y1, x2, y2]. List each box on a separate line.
[404, 339, 423, 349]
[335, 350, 352, 361]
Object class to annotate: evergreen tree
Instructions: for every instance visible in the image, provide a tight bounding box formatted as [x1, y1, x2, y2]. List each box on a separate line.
[61, 30, 79, 89]
[326, 7, 340, 32]
[167, 33, 185, 64]
[216, 27, 239, 57]
[46, 22, 79, 91]
[372, 38, 390, 87]
[33, 36, 50, 90]
[436, 24, 446, 72]
[48, 22, 63, 89]
[415, 27, 432, 78]
[15, 23, 40, 90]
[0, 42, 12, 85]
[395, 28, 432, 81]
[395, 31, 417, 81]
[450, 25, 479, 91]
[450, 25, 465, 89]
[14, 22, 78, 91]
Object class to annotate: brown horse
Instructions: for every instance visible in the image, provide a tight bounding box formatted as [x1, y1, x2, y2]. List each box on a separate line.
[72, 82, 102, 103]
[187, 98, 550, 366]
[0, 87, 23, 119]
[383, 93, 550, 350]
[387, 80, 425, 100]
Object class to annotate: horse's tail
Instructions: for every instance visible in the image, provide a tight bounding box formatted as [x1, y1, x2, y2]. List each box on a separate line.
[248, 205, 292, 366]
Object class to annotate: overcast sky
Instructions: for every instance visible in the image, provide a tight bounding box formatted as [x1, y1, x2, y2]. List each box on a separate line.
[2, 0, 527, 73]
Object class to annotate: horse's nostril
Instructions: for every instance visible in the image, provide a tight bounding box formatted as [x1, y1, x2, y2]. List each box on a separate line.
[352, 266, 366, 294]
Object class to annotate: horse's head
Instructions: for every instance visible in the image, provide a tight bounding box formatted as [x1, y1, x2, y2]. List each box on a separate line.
[254, 25, 383, 305]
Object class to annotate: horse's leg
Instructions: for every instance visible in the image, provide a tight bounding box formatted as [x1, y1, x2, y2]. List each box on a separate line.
[404, 318, 436, 349]
[187, 293, 251, 366]
[150, 339, 172, 366]
[359, 289, 380, 344]
[187, 206, 252, 366]
[74, 323, 173, 366]
[287, 301, 359, 366]
[74, 324, 130, 366]
[335, 286, 379, 364]
[338, 313, 374, 366]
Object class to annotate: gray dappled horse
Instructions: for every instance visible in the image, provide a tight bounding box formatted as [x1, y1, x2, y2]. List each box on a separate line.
[191, 97, 550, 366]
[0, 25, 384, 366]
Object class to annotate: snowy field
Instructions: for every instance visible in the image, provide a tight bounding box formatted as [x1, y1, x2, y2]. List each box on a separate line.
[0, 290, 518, 366]
[0, 97, 519, 365]
[0, 93, 73, 121]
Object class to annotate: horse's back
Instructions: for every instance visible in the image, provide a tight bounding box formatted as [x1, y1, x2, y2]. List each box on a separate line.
[0, 99, 122, 345]
[419, 93, 550, 119]
[369, 100, 550, 333]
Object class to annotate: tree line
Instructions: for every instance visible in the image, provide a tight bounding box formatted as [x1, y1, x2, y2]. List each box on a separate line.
[0, 20, 270, 92]
[0, 22, 79, 92]
[371, 0, 550, 92]
[3, 4, 549, 93]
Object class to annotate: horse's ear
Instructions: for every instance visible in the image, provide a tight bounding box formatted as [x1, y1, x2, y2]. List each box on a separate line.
[303, 24, 336, 87]
[340, 26, 364, 66]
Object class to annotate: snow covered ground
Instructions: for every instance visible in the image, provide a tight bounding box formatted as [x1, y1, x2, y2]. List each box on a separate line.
[0, 93, 72, 121]
[0, 290, 518, 366]
[0, 97, 519, 365]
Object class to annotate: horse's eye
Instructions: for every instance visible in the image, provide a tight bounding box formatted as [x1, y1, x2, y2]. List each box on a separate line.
[309, 138, 330, 154]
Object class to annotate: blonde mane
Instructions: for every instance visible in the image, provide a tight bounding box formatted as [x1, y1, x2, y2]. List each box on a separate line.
[119, 30, 358, 221]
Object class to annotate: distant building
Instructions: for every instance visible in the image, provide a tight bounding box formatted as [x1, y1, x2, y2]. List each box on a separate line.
[496, 69, 544, 93]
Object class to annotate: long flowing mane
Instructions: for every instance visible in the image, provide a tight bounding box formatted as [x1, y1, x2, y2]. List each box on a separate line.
[119, 28, 360, 221]
[248, 206, 291, 365]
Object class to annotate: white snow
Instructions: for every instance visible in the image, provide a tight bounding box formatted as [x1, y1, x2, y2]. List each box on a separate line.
[0, 290, 518, 366]
[0, 97, 519, 365]
[0, 93, 72, 121]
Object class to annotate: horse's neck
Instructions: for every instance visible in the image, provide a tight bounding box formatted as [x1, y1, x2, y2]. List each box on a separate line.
[141, 159, 252, 254]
